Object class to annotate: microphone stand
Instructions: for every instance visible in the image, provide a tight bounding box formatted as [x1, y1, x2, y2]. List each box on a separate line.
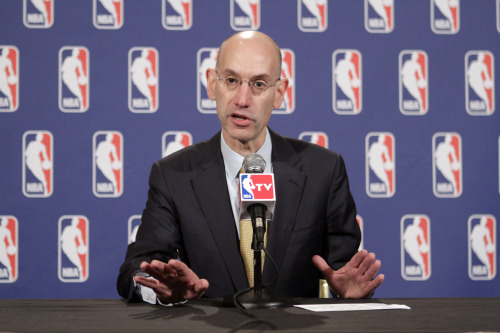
[231, 204, 292, 309]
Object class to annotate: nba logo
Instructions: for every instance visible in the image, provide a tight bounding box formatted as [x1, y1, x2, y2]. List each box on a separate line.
[298, 0, 328, 32]
[432, 132, 462, 198]
[197, 48, 218, 114]
[59, 46, 89, 113]
[399, 50, 428, 115]
[365, 0, 394, 33]
[401, 215, 431, 281]
[275, 49, 295, 114]
[465, 51, 495, 115]
[240, 174, 275, 200]
[230, 0, 260, 31]
[129, 47, 159, 113]
[0, 46, 19, 112]
[162, 131, 192, 157]
[58, 216, 89, 282]
[357, 215, 363, 251]
[93, 0, 123, 29]
[366, 132, 395, 198]
[23, 130, 53, 198]
[23, 0, 54, 28]
[468, 214, 496, 280]
[128, 215, 142, 244]
[299, 131, 328, 149]
[163, 0, 192, 30]
[431, 0, 459, 34]
[497, 0, 500, 33]
[0, 216, 18, 283]
[333, 50, 362, 115]
[93, 131, 123, 198]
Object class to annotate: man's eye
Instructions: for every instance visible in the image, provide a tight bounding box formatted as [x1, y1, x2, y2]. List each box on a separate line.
[225, 77, 238, 84]
[253, 81, 266, 88]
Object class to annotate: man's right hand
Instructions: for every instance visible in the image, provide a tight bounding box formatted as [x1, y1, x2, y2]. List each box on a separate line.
[134, 259, 209, 304]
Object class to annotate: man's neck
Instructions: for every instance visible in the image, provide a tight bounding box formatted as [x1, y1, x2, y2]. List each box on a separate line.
[222, 132, 265, 157]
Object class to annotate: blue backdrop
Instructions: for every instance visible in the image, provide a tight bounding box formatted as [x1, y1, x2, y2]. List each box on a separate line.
[0, 0, 499, 299]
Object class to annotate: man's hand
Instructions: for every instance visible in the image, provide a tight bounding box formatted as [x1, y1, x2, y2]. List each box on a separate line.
[134, 259, 209, 304]
[312, 250, 384, 299]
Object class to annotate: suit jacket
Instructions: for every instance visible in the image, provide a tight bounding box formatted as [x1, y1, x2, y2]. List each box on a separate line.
[117, 128, 360, 301]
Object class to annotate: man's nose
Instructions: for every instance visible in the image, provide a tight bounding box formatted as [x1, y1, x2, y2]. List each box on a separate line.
[234, 81, 252, 107]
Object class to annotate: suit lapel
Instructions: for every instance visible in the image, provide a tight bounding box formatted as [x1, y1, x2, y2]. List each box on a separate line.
[263, 130, 306, 283]
[190, 134, 248, 291]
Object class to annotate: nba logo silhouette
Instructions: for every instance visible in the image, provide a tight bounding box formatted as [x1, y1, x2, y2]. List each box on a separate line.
[357, 215, 364, 251]
[230, 0, 260, 31]
[333, 50, 362, 115]
[401, 215, 431, 281]
[298, 0, 328, 32]
[0, 46, 19, 112]
[468, 214, 496, 280]
[0, 216, 18, 283]
[497, 0, 500, 33]
[240, 174, 275, 200]
[58, 216, 89, 282]
[23, 130, 53, 198]
[465, 51, 495, 115]
[59, 46, 89, 112]
[163, 0, 192, 30]
[366, 132, 395, 198]
[431, 0, 459, 34]
[275, 49, 295, 114]
[432, 132, 462, 198]
[93, 131, 123, 198]
[365, 0, 394, 33]
[128, 215, 142, 244]
[129, 47, 159, 113]
[93, 0, 123, 29]
[197, 47, 218, 114]
[299, 131, 328, 148]
[23, 0, 54, 28]
[162, 131, 192, 158]
[399, 50, 428, 115]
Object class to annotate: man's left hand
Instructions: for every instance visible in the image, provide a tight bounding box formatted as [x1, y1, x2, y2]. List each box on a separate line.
[312, 250, 385, 299]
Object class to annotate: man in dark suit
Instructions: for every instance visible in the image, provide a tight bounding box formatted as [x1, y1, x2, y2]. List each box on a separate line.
[117, 31, 384, 304]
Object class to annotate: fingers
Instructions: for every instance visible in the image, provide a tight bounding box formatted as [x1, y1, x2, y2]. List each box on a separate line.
[312, 255, 333, 277]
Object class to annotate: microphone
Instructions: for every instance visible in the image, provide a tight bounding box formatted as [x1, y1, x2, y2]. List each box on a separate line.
[239, 153, 275, 246]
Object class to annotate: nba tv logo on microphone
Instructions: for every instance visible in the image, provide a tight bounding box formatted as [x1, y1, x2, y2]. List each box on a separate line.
[239, 174, 275, 220]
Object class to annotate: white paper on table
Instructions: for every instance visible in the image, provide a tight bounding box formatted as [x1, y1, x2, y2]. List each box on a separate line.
[294, 303, 411, 312]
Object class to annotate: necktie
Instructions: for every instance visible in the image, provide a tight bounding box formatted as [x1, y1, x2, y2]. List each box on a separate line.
[239, 218, 267, 288]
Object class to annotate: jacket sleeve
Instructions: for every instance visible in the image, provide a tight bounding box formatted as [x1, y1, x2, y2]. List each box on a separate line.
[324, 154, 361, 270]
[116, 161, 182, 301]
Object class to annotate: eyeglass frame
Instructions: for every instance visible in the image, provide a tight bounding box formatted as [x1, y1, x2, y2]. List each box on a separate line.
[214, 70, 281, 96]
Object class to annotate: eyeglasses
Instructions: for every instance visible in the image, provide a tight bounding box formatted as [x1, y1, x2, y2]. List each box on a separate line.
[215, 71, 280, 96]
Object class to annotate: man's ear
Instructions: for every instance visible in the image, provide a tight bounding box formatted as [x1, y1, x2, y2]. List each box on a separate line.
[273, 77, 289, 109]
[206, 68, 216, 101]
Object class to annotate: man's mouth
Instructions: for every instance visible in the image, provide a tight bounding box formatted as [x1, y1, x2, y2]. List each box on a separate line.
[231, 113, 252, 126]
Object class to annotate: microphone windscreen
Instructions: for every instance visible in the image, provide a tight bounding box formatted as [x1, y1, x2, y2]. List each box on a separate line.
[242, 153, 266, 174]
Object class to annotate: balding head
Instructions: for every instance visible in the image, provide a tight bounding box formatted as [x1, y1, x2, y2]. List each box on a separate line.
[216, 31, 282, 79]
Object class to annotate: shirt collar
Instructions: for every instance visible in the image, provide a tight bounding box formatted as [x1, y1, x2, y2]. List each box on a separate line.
[220, 128, 273, 180]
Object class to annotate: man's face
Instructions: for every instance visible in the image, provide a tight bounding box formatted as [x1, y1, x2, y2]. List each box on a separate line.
[206, 34, 288, 153]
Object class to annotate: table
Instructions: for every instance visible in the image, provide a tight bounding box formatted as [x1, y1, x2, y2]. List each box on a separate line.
[1, 298, 499, 332]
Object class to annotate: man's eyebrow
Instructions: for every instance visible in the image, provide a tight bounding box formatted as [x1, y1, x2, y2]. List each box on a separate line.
[219, 69, 272, 80]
